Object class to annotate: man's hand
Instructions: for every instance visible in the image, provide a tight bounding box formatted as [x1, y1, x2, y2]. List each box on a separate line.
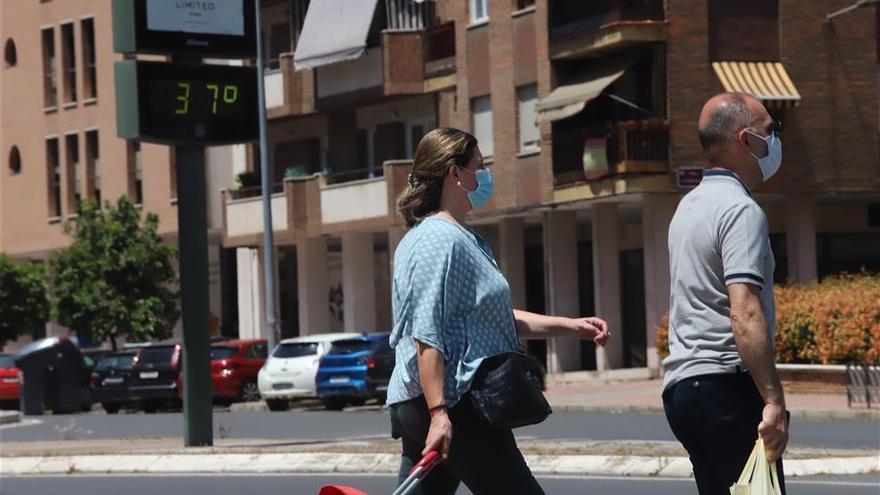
[758, 402, 788, 462]
[423, 407, 453, 459]
[568, 317, 611, 346]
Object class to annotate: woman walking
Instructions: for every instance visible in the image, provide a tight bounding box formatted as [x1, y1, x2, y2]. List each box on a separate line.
[387, 127, 611, 494]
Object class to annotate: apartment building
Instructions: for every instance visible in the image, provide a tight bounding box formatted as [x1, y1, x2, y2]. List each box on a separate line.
[2, 1, 878, 371]
[0, 1, 244, 347]
[224, 0, 879, 374]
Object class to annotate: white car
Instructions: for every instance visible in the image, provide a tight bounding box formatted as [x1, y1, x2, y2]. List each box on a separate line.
[258, 333, 361, 411]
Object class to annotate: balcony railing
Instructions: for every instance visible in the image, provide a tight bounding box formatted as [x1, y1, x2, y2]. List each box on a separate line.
[553, 119, 669, 186]
[385, 0, 438, 31]
[549, 0, 664, 40]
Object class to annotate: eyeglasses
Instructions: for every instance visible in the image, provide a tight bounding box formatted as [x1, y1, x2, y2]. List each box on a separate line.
[765, 120, 783, 135]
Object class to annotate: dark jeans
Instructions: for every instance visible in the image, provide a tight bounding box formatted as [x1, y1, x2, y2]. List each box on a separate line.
[389, 394, 544, 495]
[663, 371, 787, 495]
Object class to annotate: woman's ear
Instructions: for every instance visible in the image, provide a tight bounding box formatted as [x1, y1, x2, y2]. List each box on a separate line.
[448, 165, 461, 186]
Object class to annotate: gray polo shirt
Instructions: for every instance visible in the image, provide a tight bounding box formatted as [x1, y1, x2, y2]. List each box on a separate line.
[663, 169, 776, 390]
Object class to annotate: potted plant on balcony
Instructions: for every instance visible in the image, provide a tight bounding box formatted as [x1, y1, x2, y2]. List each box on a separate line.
[235, 171, 261, 189]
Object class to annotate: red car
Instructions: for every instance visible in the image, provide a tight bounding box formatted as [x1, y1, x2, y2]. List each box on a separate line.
[176, 339, 268, 405]
[0, 353, 21, 407]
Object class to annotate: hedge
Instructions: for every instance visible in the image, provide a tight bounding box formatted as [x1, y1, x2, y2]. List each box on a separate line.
[655, 272, 880, 365]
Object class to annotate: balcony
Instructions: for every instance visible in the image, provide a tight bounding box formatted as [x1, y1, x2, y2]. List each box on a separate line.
[222, 161, 412, 246]
[382, 21, 456, 96]
[553, 119, 669, 187]
[265, 53, 316, 120]
[549, 0, 666, 60]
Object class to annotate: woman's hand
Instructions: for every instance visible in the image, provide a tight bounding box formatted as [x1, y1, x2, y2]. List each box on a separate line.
[423, 407, 453, 459]
[568, 317, 611, 346]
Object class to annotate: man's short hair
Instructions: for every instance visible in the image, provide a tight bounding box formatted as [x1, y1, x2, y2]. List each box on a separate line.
[698, 93, 754, 150]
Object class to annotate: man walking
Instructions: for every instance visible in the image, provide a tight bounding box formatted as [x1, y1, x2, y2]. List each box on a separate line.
[663, 92, 789, 494]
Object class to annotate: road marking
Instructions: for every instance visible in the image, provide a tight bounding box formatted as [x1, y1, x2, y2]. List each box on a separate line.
[0, 418, 42, 430]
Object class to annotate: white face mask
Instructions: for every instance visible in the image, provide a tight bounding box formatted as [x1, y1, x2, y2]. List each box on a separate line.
[746, 130, 782, 182]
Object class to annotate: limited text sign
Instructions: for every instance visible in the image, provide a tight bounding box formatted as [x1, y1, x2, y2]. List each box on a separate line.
[147, 1, 245, 36]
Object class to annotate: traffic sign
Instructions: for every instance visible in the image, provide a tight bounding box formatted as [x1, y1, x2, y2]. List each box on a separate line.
[114, 60, 259, 145]
[112, 0, 256, 58]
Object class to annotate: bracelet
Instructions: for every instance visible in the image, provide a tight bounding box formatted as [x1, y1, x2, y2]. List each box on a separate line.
[428, 403, 447, 414]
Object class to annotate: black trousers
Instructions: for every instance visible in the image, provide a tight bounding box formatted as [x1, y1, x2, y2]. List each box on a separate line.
[389, 394, 544, 495]
[663, 371, 787, 495]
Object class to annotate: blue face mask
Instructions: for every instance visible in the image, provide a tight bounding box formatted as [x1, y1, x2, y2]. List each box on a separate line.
[746, 130, 782, 182]
[457, 167, 493, 210]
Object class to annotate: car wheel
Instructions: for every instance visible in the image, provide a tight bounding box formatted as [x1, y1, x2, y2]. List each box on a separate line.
[240, 379, 261, 403]
[102, 403, 120, 414]
[266, 399, 289, 412]
[321, 398, 346, 411]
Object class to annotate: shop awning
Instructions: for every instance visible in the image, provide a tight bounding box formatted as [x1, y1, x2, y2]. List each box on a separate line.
[293, 0, 380, 70]
[712, 62, 801, 108]
[536, 55, 640, 123]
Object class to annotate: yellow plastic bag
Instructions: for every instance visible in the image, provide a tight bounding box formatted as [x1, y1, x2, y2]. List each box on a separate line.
[730, 439, 782, 495]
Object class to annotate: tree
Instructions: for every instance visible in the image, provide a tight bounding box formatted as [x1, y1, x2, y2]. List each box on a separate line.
[51, 198, 179, 350]
[0, 254, 49, 345]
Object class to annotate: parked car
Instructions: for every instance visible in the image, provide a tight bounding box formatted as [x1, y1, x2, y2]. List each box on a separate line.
[128, 343, 182, 413]
[257, 333, 361, 412]
[316, 332, 393, 410]
[90, 350, 140, 414]
[176, 339, 268, 406]
[0, 353, 21, 408]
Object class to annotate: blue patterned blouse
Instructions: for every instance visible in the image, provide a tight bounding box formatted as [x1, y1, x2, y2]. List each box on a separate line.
[386, 216, 521, 407]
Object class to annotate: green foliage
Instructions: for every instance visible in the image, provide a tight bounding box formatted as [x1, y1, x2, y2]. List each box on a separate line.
[0, 254, 49, 345]
[51, 197, 179, 349]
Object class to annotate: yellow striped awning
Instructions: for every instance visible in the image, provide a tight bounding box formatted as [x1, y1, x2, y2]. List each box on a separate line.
[712, 62, 801, 108]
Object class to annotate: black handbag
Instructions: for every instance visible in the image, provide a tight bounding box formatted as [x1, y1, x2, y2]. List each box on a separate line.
[469, 351, 552, 430]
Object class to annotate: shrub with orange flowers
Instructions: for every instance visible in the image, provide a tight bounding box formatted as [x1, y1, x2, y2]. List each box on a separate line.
[654, 272, 880, 365]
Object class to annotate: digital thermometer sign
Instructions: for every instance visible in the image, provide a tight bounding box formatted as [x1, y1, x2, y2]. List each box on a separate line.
[115, 60, 259, 145]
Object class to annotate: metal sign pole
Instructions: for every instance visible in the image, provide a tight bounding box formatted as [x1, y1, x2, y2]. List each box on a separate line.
[172, 54, 213, 448]
[255, 0, 279, 352]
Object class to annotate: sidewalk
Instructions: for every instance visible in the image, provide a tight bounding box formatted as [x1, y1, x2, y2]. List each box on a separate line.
[543, 377, 880, 421]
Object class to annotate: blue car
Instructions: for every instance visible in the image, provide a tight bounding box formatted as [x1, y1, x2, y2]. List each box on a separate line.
[315, 332, 393, 410]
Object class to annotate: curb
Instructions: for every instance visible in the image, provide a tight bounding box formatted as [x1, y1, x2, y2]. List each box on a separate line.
[547, 403, 880, 421]
[1, 453, 877, 478]
[0, 410, 21, 426]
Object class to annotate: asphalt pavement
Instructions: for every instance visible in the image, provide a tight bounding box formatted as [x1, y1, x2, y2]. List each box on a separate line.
[2, 409, 878, 450]
[3, 474, 878, 495]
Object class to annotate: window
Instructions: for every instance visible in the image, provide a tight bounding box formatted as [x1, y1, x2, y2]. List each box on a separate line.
[65, 134, 81, 213]
[405, 119, 436, 158]
[81, 18, 97, 99]
[517, 84, 539, 152]
[708, 0, 779, 61]
[41, 27, 57, 108]
[470, 0, 489, 23]
[46, 138, 61, 218]
[127, 141, 143, 205]
[85, 130, 100, 205]
[273, 342, 319, 358]
[8, 146, 21, 175]
[4, 38, 16, 67]
[471, 96, 494, 157]
[516, 0, 536, 10]
[60, 23, 76, 104]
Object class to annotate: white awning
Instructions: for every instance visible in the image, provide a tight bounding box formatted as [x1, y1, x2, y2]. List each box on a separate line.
[536, 55, 640, 123]
[293, 0, 380, 71]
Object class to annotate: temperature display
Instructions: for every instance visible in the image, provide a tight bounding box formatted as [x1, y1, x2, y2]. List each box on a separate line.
[115, 60, 259, 145]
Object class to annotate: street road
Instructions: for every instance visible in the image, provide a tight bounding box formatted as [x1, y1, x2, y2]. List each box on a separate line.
[2, 409, 878, 450]
[3, 474, 878, 495]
